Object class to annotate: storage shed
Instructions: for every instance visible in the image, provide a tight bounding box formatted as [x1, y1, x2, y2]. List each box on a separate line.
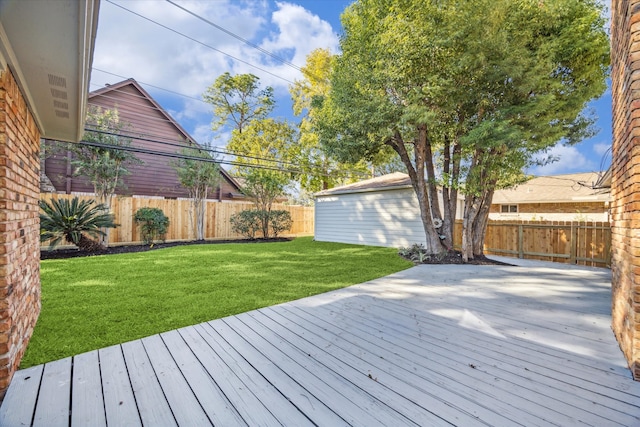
[314, 172, 464, 248]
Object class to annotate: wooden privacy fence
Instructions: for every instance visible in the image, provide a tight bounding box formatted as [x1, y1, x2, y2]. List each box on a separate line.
[454, 220, 611, 268]
[40, 194, 314, 246]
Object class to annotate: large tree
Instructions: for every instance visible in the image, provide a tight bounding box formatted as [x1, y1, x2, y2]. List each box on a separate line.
[290, 48, 371, 191]
[317, 0, 609, 259]
[203, 72, 275, 134]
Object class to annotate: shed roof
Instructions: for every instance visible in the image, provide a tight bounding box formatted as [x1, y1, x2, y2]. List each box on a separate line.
[315, 172, 412, 196]
[492, 172, 610, 204]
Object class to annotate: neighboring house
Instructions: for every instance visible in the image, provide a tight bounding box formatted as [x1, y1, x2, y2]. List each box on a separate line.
[0, 0, 99, 396]
[315, 172, 464, 248]
[42, 78, 244, 201]
[490, 172, 610, 221]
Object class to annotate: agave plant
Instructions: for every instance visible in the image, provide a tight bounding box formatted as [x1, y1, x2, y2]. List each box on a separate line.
[40, 197, 117, 251]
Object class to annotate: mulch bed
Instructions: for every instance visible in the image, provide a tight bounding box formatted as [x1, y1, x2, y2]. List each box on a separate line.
[40, 238, 292, 260]
[402, 250, 514, 266]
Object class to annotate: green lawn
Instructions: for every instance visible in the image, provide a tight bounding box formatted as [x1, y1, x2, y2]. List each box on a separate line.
[22, 237, 412, 368]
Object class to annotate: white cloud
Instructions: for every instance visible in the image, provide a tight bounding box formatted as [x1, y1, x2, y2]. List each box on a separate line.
[90, 0, 339, 145]
[593, 142, 611, 156]
[529, 144, 596, 176]
[190, 123, 216, 146]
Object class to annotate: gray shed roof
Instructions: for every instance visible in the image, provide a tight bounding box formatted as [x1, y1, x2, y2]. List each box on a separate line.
[315, 172, 412, 196]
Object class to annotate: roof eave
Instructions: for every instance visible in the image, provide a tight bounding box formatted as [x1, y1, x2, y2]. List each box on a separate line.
[0, 0, 100, 142]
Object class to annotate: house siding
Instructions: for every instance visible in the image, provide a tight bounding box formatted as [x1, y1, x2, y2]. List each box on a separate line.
[489, 201, 608, 221]
[315, 187, 462, 248]
[611, 0, 640, 380]
[0, 68, 41, 398]
[44, 81, 239, 200]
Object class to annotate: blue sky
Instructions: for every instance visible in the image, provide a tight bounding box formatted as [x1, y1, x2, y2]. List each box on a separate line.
[90, 0, 612, 177]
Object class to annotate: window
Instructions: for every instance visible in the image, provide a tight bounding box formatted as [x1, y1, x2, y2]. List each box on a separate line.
[501, 204, 518, 213]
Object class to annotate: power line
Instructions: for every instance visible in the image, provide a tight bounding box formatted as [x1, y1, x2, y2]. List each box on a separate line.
[78, 128, 369, 179]
[85, 127, 302, 169]
[103, 0, 295, 84]
[67, 139, 302, 174]
[92, 69, 205, 104]
[165, 0, 302, 72]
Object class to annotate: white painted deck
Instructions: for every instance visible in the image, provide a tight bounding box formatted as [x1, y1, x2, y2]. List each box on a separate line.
[1, 258, 639, 426]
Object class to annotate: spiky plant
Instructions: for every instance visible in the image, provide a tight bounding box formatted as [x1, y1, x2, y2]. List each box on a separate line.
[40, 197, 117, 251]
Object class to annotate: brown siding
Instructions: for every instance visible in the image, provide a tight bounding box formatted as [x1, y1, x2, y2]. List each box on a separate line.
[0, 69, 41, 398]
[43, 81, 239, 200]
[490, 202, 606, 214]
[611, 0, 640, 380]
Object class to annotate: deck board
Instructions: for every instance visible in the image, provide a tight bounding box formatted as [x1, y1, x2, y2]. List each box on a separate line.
[201, 321, 347, 426]
[121, 340, 176, 427]
[0, 365, 42, 426]
[2, 261, 640, 426]
[139, 334, 211, 426]
[100, 345, 142, 427]
[71, 351, 106, 427]
[158, 330, 247, 426]
[32, 358, 71, 427]
[294, 298, 636, 426]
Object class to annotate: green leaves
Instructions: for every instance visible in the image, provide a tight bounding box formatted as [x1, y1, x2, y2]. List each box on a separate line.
[203, 72, 275, 134]
[134, 207, 170, 245]
[40, 197, 117, 251]
[317, 0, 609, 257]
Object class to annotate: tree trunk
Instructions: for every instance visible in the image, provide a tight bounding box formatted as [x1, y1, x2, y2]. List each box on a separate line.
[387, 127, 445, 254]
[461, 193, 481, 262]
[471, 188, 495, 257]
[440, 135, 461, 250]
[76, 234, 106, 252]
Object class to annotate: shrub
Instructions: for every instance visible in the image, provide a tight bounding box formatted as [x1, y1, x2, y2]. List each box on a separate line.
[134, 207, 170, 245]
[231, 209, 293, 238]
[269, 210, 292, 237]
[230, 210, 262, 239]
[40, 197, 117, 251]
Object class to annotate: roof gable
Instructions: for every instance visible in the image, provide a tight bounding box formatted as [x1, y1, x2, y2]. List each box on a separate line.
[88, 78, 240, 190]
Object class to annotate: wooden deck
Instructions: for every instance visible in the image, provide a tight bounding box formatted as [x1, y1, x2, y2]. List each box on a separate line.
[1, 259, 639, 426]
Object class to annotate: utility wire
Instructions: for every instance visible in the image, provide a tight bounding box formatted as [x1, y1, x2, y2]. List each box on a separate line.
[79, 128, 369, 179]
[85, 127, 303, 169]
[71, 139, 302, 174]
[104, 0, 295, 84]
[92, 69, 205, 104]
[165, 0, 302, 71]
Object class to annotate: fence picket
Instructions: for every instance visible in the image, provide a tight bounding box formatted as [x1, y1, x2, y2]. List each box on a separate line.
[40, 194, 314, 247]
[460, 220, 610, 268]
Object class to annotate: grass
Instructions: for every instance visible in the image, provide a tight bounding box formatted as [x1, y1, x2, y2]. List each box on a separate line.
[22, 237, 412, 368]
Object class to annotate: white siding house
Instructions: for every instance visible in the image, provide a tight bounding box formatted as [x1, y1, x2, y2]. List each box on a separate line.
[315, 173, 464, 248]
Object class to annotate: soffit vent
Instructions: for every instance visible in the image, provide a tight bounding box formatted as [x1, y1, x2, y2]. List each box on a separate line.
[53, 100, 68, 110]
[48, 73, 70, 120]
[48, 74, 67, 88]
[50, 88, 68, 100]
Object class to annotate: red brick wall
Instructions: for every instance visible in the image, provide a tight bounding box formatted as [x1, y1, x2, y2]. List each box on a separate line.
[0, 69, 41, 397]
[611, 0, 640, 380]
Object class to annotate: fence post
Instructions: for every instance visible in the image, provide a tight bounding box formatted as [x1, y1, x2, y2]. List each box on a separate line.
[570, 222, 577, 264]
[518, 224, 524, 259]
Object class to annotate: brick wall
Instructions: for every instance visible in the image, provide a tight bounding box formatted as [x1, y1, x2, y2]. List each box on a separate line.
[611, 0, 640, 380]
[489, 201, 606, 214]
[0, 69, 41, 397]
